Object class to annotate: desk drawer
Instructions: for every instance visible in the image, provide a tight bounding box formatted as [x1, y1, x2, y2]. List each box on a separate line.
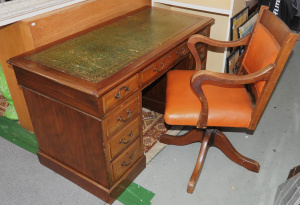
[111, 138, 142, 182]
[141, 43, 188, 86]
[102, 74, 138, 112]
[108, 117, 140, 161]
[104, 94, 140, 137]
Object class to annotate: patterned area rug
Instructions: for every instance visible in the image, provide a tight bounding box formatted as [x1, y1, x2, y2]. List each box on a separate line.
[0, 94, 8, 117]
[142, 108, 183, 164]
[142, 108, 165, 152]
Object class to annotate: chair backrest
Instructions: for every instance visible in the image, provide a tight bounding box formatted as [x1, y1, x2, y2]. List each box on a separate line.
[242, 6, 298, 130]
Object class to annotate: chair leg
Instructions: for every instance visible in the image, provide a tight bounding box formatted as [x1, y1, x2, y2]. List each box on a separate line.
[159, 128, 204, 145]
[213, 130, 260, 173]
[187, 130, 214, 193]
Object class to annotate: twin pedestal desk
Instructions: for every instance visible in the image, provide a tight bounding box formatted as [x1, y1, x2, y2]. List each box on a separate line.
[8, 7, 213, 204]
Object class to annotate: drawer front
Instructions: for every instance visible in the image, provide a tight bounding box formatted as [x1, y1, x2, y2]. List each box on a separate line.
[108, 117, 140, 160]
[104, 94, 139, 137]
[111, 138, 142, 182]
[102, 74, 138, 112]
[141, 42, 188, 86]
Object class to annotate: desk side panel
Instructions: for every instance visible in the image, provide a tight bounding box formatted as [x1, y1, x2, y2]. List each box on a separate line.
[22, 88, 111, 188]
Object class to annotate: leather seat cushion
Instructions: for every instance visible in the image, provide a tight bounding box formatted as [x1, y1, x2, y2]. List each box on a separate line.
[164, 70, 253, 128]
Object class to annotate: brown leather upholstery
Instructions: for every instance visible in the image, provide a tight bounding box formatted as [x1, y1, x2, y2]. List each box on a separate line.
[242, 23, 280, 97]
[165, 70, 253, 128]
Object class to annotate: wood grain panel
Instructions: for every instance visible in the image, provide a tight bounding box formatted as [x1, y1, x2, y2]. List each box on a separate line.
[23, 88, 110, 187]
[25, 0, 151, 47]
[0, 22, 35, 131]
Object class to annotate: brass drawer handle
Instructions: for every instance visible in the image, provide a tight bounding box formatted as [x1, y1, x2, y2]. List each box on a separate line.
[118, 110, 132, 122]
[176, 47, 186, 56]
[153, 62, 165, 73]
[153, 67, 162, 73]
[122, 153, 134, 166]
[115, 86, 130, 99]
[119, 131, 133, 144]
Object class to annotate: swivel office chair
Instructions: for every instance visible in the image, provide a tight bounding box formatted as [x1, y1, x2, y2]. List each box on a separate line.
[160, 6, 299, 193]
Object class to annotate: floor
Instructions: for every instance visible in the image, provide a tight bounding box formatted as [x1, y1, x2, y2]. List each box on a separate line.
[0, 35, 299, 205]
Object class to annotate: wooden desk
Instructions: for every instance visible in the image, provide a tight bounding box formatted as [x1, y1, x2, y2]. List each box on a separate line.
[8, 7, 213, 204]
[0, 0, 151, 132]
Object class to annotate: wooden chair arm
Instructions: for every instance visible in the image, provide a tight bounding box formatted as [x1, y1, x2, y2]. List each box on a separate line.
[188, 33, 253, 70]
[190, 63, 275, 128]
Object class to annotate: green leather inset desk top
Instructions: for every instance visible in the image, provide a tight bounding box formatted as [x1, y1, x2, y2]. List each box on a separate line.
[27, 8, 203, 83]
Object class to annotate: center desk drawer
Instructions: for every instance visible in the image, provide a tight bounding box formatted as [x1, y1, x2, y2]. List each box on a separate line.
[104, 94, 140, 137]
[108, 117, 140, 161]
[141, 42, 188, 86]
[111, 138, 142, 182]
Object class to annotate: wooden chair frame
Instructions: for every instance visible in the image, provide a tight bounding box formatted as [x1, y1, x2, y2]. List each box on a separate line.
[160, 6, 299, 194]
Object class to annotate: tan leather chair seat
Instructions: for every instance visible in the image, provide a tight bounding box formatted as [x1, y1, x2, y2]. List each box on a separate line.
[164, 70, 253, 128]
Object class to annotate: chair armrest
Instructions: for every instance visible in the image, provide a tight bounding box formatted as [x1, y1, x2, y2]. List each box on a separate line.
[188, 33, 253, 70]
[190, 63, 275, 128]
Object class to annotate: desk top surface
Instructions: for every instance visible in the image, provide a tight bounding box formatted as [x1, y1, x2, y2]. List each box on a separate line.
[25, 7, 206, 83]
